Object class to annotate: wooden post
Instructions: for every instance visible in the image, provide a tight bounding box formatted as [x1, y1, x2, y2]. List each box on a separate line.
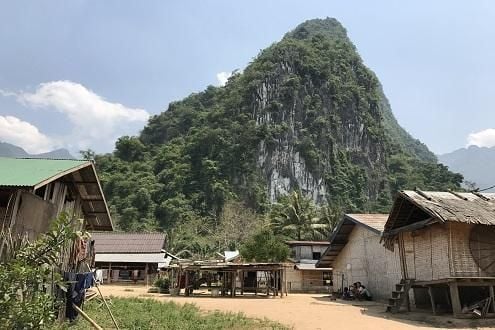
[108, 262, 112, 284]
[231, 271, 235, 297]
[284, 268, 288, 296]
[428, 286, 436, 315]
[279, 269, 283, 298]
[185, 271, 189, 296]
[489, 286, 495, 313]
[145, 263, 149, 287]
[240, 271, 244, 295]
[449, 282, 462, 316]
[273, 270, 278, 297]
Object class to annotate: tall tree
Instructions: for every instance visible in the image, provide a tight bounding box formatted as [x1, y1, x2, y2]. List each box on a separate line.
[270, 191, 328, 240]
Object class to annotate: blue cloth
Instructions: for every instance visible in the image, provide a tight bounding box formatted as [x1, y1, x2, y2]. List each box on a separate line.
[65, 272, 94, 321]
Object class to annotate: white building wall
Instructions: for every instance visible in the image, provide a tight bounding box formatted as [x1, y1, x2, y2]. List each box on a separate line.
[332, 225, 402, 301]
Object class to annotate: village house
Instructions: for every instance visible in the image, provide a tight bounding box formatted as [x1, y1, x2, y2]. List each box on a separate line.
[91, 232, 167, 285]
[285, 240, 332, 292]
[316, 214, 402, 301]
[382, 190, 495, 318]
[0, 157, 113, 239]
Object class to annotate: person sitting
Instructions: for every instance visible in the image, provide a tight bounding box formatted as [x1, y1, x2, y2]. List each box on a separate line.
[359, 285, 372, 301]
[342, 287, 352, 300]
[350, 283, 358, 299]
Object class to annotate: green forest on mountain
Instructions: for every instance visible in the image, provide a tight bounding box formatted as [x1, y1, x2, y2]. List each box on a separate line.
[93, 18, 462, 258]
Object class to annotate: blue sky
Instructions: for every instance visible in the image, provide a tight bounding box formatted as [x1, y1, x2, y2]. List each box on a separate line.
[0, 1, 494, 154]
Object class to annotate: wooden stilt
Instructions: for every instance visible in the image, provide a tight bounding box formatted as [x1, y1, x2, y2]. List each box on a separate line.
[449, 282, 462, 316]
[428, 286, 436, 315]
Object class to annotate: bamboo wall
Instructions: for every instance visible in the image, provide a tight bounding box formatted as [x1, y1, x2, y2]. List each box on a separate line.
[449, 222, 495, 277]
[332, 225, 402, 301]
[400, 223, 495, 281]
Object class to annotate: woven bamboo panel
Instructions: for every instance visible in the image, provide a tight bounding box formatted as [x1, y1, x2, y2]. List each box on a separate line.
[449, 223, 493, 277]
[402, 224, 449, 281]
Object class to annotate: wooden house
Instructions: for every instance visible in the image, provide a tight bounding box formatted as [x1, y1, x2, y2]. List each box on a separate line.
[285, 240, 332, 292]
[92, 232, 167, 285]
[382, 190, 495, 317]
[0, 157, 113, 239]
[316, 214, 402, 301]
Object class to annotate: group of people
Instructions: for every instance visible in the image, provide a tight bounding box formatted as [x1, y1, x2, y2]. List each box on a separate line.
[342, 281, 372, 301]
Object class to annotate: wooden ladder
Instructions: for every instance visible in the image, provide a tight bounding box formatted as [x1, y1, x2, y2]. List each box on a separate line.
[386, 279, 413, 313]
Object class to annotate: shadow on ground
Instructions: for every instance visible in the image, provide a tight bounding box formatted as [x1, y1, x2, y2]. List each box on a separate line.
[311, 296, 495, 329]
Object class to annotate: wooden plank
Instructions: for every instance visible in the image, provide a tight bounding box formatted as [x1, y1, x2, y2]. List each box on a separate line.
[428, 286, 436, 315]
[383, 218, 437, 237]
[449, 282, 462, 316]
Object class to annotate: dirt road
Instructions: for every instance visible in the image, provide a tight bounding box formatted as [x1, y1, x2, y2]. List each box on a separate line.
[99, 285, 494, 330]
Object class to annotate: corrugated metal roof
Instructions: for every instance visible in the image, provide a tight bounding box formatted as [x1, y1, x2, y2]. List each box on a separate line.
[95, 253, 166, 263]
[316, 213, 389, 268]
[295, 263, 332, 271]
[91, 232, 166, 253]
[0, 157, 90, 187]
[345, 214, 389, 233]
[286, 240, 330, 246]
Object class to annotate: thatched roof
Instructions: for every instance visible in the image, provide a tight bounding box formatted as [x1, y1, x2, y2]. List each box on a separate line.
[381, 190, 495, 250]
[316, 214, 389, 268]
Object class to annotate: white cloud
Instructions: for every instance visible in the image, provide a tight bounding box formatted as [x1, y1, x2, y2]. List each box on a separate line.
[0, 115, 57, 153]
[467, 128, 495, 148]
[216, 71, 232, 86]
[14, 81, 150, 151]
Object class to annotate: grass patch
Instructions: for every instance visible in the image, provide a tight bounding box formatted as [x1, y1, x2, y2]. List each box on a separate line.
[64, 297, 289, 329]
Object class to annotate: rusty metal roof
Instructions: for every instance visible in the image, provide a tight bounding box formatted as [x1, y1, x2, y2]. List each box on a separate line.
[316, 213, 389, 268]
[91, 232, 166, 254]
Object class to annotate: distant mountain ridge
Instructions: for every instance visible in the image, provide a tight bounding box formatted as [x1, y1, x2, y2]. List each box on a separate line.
[438, 145, 495, 191]
[0, 142, 74, 159]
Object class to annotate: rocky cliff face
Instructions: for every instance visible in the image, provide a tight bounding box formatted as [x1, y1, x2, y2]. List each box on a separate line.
[101, 18, 462, 231]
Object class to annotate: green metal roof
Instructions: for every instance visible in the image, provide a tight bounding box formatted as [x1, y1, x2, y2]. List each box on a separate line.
[0, 157, 90, 187]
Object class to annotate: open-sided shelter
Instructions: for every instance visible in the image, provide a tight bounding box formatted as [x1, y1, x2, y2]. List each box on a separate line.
[92, 232, 167, 284]
[317, 214, 401, 301]
[382, 190, 495, 317]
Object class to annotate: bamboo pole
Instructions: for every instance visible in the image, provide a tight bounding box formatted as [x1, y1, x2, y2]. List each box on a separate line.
[85, 263, 120, 329]
[72, 303, 103, 330]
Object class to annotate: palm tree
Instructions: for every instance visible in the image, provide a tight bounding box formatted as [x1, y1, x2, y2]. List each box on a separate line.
[269, 191, 328, 240]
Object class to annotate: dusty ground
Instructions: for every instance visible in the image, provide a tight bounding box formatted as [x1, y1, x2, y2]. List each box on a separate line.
[98, 284, 495, 330]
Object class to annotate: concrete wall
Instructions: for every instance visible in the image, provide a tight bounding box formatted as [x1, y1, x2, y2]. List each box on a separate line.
[332, 225, 402, 301]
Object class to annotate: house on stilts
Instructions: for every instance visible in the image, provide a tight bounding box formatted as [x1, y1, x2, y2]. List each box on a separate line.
[382, 190, 495, 318]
